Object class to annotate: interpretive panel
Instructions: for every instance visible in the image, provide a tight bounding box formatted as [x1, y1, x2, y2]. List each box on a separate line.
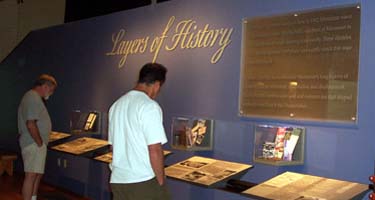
[242, 171, 369, 200]
[165, 156, 252, 187]
[94, 150, 173, 163]
[240, 5, 360, 123]
[51, 137, 108, 155]
[49, 131, 71, 143]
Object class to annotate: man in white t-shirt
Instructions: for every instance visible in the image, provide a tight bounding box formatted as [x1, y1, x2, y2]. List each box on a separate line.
[108, 63, 170, 200]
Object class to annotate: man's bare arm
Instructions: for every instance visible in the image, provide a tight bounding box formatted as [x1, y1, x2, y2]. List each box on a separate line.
[26, 120, 43, 147]
[148, 143, 165, 185]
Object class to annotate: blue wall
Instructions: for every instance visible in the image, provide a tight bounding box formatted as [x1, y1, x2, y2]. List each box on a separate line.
[1, 0, 374, 199]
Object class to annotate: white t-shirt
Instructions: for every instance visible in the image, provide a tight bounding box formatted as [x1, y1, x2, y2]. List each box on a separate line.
[108, 90, 167, 183]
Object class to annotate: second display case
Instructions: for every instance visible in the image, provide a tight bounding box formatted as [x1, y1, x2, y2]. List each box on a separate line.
[253, 124, 305, 166]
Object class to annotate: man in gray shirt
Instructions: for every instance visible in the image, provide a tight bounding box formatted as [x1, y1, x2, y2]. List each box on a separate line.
[18, 74, 57, 200]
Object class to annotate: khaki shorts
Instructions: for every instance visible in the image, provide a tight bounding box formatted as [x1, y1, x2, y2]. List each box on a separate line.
[21, 143, 47, 174]
[111, 178, 170, 200]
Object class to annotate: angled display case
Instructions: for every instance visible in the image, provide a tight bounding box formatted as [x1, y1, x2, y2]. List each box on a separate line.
[242, 171, 369, 200]
[49, 131, 71, 143]
[253, 124, 305, 166]
[165, 156, 252, 188]
[170, 116, 214, 151]
[51, 137, 108, 155]
[93, 150, 173, 163]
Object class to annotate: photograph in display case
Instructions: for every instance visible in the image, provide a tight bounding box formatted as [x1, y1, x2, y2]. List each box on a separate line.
[242, 171, 369, 200]
[171, 117, 214, 151]
[49, 131, 71, 143]
[254, 125, 305, 165]
[51, 137, 108, 155]
[165, 156, 252, 187]
[94, 150, 173, 163]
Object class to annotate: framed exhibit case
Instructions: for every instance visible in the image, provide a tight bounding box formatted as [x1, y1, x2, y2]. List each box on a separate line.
[242, 171, 369, 200]
[49, 131, 71, 143]
[171, 116, 214, 151]
[70, 110, 101, 134]
[94, 150, 173, 163]
[239, 5, 360, 123]
[51, 137, 108, 155]
[253, 124, 305, 166]
[165, 156, 253, 188]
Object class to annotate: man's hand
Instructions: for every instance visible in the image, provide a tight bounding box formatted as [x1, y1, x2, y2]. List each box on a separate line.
[26, 120, 43, 146]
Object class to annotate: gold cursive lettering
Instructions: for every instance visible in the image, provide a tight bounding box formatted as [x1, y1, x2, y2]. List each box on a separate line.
[106, 16, 233, 68]
[165, 17, 233, 64]
[106, 29, 149, 68]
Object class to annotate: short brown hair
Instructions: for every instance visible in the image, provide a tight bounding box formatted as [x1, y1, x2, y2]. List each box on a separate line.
[33, 74, 57, 88]
[137, 63, 167, 86]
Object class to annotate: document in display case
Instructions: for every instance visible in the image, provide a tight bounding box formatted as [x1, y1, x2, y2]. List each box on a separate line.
[242, 171, 369, 200]
[253, 124, 305, 166]
[94, 150, 173, 163]
[51, 137, 108, 155]
[171, 117, 214, 151]
[165, 156, 252, 187]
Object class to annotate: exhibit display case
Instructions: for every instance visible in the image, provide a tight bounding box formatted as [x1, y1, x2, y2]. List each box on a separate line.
[165, 156, 252, 187]
[94, 150, 173, 163]
[70, 110, 101, 134]
[51, 137, 108, 155]
[49, 131, 71, 143]
[242, 171, 369, 200]
[171, 116, 214, 151]
[253, 124, 305, 166]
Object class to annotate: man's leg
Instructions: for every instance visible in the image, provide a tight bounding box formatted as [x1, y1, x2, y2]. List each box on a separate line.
[32, 173, 43, 197]
[22, 172, 37, 200]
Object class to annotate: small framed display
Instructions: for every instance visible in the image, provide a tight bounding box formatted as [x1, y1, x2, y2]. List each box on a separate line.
[70, 110, 101, 134]
[171, 117, 214, 151]
[253, 124, 305, 166]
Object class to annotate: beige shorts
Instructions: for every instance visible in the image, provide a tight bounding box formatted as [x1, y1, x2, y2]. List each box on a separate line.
[21, 143, 47, 174]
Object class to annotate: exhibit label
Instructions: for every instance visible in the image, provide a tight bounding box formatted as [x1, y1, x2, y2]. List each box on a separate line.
[106, 16, 233, 68]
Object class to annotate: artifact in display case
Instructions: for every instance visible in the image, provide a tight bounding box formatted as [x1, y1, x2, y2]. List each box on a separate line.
[165, 156, 252, 187]
[253, 124, 305, 166]
[51, 137, 108, 155]
[171, 117, 214, 151]
[49, 131, 71, 143]
[242, 171, 369, 200]
[94, 150, 173, 163]
[70, 110, 100, 134]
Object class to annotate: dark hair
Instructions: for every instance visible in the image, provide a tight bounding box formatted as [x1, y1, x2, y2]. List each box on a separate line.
[33, 74, 57, 88]
[137, 63, 167, 85]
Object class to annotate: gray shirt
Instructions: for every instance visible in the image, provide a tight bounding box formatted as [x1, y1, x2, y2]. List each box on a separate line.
[18, 90, 52, 148]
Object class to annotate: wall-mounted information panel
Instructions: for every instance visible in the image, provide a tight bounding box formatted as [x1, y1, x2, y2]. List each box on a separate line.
[242, 171, 369, 200]
[240, 5, 360, 123]
[165, 156, 252, 187]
